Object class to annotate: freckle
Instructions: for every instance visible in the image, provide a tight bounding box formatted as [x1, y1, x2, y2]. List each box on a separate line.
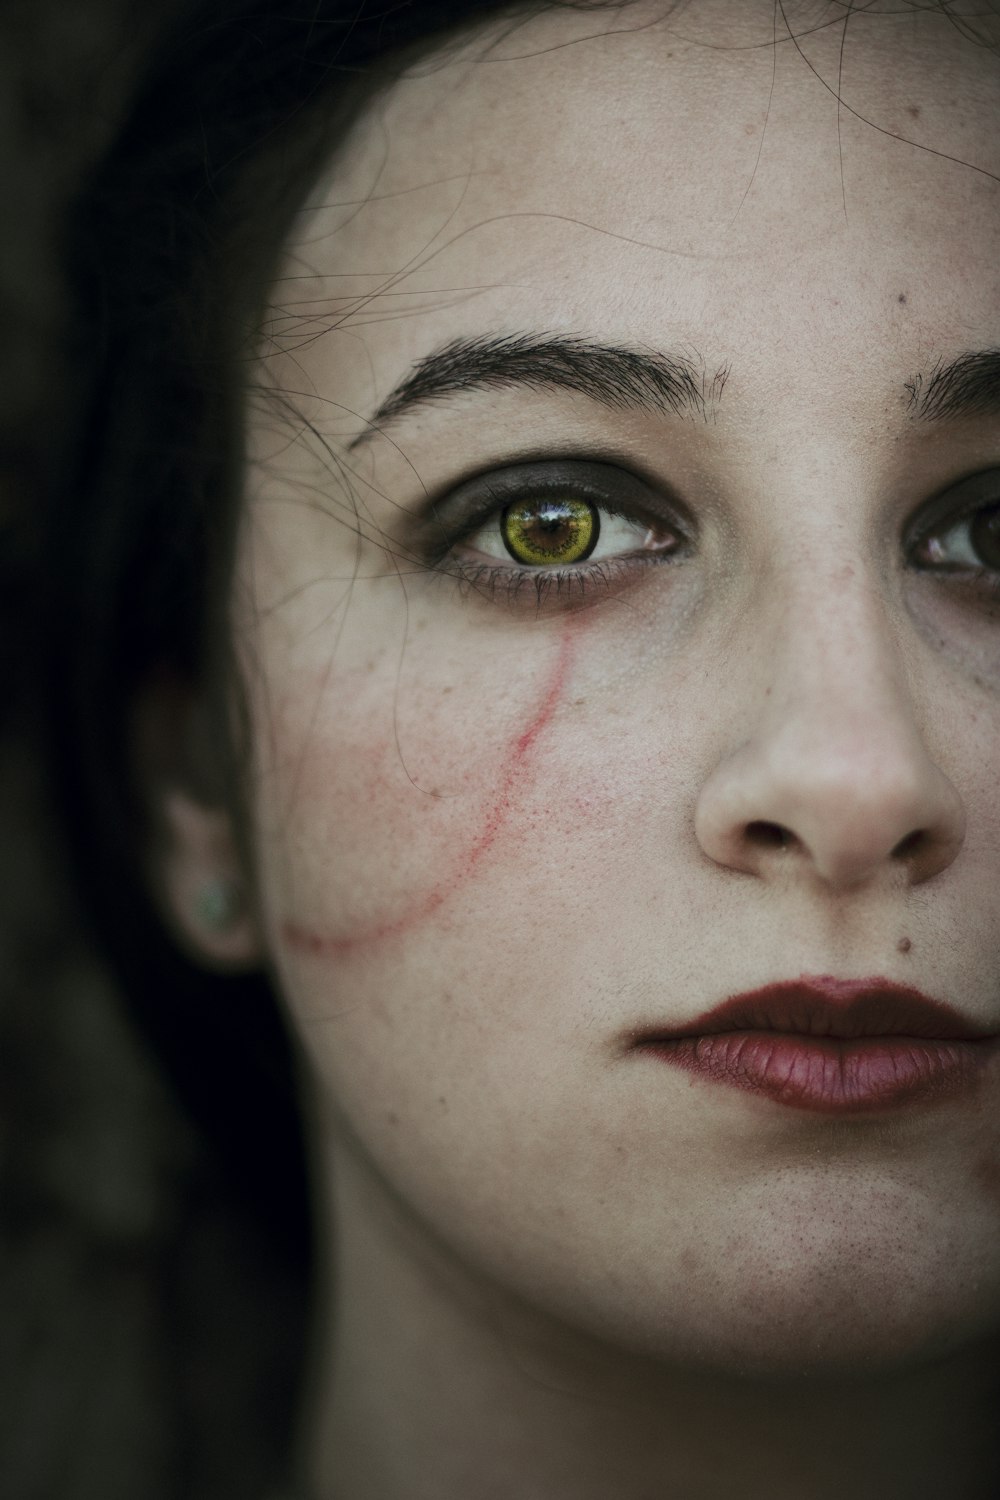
[897, 936, 912, 954]
[387, 1111, 399, 1127]
[907, 105, 920, 119]
[441, 685, 453, 695]
[897, 293, 907, 304]
[572, 697, 587, 707]
[437, 1095, 448, 1112]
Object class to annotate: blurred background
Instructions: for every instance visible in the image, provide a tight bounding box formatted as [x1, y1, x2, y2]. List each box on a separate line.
[0, 4, 304, 1495]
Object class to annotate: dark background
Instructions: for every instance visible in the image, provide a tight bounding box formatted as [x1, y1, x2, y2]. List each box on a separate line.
[0, 5, 304, 1496]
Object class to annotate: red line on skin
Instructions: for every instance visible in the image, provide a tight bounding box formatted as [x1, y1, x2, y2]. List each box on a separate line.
[282, 628, 575, 960]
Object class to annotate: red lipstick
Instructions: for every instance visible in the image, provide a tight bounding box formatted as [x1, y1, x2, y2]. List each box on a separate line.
[630, 977, 999, 1114]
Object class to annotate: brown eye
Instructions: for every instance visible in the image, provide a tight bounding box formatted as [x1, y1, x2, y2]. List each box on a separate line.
[501, 497, 598, 566]
[969, 505, 1000, 569]
[912, 474, 1000, 574]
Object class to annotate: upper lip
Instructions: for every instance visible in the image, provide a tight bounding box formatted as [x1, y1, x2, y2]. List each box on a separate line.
[630, 976, 998, 1043]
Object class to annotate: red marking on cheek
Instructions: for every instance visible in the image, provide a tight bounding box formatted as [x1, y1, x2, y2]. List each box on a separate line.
[282, 627, 575, 960]
[456, 631, 570, 880]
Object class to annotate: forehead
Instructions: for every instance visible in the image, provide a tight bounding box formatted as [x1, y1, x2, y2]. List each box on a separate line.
[261, 1, 1000, 428]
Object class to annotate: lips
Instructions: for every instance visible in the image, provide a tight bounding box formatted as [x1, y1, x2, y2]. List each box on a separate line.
[630, 976, 999, 1114]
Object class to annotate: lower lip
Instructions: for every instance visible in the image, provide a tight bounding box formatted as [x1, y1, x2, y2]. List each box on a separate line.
[639, 1033, 997, 1114]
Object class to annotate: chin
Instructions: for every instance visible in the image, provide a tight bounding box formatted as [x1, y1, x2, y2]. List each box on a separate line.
[623, 1248, 1000, 1386]
[516, 1183, 1000, 1387]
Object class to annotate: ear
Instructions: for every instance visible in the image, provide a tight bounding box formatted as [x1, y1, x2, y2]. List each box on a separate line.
[133, 673, 263, 972]
[154, 788, 263, 969]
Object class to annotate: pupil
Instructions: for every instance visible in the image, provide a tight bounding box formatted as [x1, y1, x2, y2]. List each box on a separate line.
[531, 511, 570, 546]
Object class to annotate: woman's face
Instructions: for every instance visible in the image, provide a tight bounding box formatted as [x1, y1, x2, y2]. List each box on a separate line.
[233, 0, 1000, 1376]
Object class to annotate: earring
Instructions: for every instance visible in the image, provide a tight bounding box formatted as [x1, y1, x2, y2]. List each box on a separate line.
[195, 876, 244, 931]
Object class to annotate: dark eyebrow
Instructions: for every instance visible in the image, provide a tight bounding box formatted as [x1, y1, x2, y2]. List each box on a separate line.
[906, 350, 1000, 423]
[347, 333, 731, 450]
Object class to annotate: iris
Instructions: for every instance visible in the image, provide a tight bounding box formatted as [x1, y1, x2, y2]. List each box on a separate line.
[501, 496, 599, 566]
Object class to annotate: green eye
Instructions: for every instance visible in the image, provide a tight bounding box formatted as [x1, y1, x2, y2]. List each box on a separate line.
[501, 496, 599, 566]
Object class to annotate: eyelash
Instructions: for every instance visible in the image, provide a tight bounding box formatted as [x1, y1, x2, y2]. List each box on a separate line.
[444, 554, 662, 609]
[422, 462, 1000, 609]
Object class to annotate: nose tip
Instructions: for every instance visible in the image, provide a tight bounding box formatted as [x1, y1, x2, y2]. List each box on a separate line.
[695, 732, 966, 890]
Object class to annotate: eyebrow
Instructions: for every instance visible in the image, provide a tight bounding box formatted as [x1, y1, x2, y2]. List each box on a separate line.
[906, 350, 1000, 423]
[347, 333, 731, 450]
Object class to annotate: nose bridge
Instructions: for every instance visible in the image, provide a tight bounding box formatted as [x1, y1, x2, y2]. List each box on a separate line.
[694, 540, 966, 890]
[764, 554, 912, 772]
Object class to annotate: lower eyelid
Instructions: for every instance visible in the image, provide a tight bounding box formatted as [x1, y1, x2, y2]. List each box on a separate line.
[442, 554, 659, 608]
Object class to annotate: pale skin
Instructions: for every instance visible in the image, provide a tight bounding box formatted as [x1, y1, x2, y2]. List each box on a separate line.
[151, 2, 1000, 1495]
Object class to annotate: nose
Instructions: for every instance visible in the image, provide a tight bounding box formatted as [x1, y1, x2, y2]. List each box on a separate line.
[693, 580, 966, 891]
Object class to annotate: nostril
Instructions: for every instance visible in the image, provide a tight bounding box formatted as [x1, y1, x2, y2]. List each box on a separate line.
[892, 829, 925, 860]
[745, 820, 792, 850]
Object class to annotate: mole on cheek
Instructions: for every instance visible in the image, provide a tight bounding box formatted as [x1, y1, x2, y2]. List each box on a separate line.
[282, 625, 577, 959]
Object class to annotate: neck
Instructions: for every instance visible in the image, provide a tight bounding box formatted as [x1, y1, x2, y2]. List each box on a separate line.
[298, 1140, 1000, 1500]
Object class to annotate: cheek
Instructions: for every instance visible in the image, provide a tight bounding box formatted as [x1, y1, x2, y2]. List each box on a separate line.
[253, 615, 608, 980]
[280, 632, 571, 956]
[247, 579, 714, 1042]
[248, 593, 714, 1208]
